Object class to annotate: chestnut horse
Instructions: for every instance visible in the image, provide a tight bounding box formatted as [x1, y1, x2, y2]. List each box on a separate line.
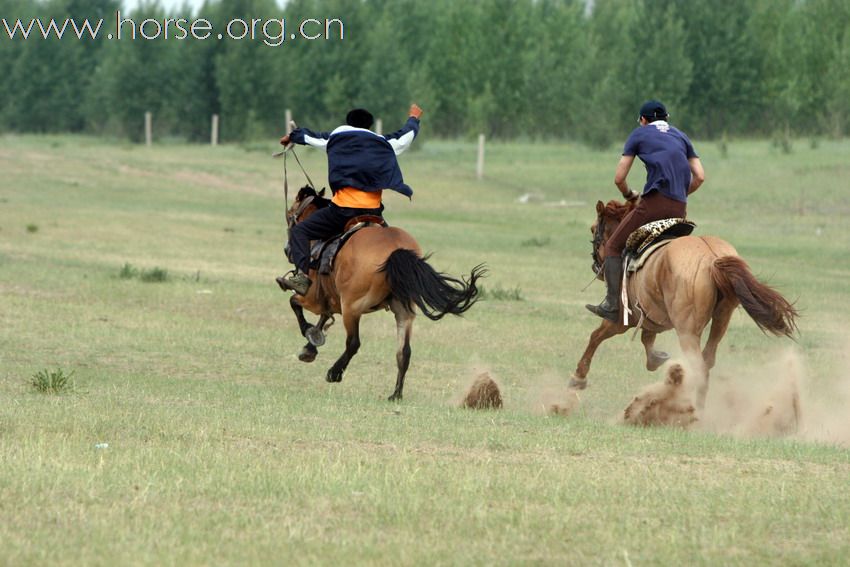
[572, 199, 798, 408]
[285, 186, 485, 401]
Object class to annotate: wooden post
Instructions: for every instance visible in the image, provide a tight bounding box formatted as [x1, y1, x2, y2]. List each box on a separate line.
[375, 118, 383, 135]
[211, 114, 219, 146]
[285, 109, 293, 134]
[144, 111, 152, 147]
[476, 134, 485, 180]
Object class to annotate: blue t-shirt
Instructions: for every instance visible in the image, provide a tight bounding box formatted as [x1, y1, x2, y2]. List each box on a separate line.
[623, 121, 698, 203]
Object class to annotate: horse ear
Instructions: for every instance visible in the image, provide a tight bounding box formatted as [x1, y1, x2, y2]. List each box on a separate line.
[596, 200, 605, 215]
[319, 188, 326, 197]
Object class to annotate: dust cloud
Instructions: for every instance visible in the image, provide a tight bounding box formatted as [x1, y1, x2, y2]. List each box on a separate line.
[626, 347, 850, 447]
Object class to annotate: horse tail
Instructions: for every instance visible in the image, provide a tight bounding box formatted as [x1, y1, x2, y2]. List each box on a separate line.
[710, 256, 798, 338]
[381, 249, 486, 321]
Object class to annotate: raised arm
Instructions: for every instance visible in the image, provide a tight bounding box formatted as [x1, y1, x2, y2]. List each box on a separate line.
[384, 104, 422, 155]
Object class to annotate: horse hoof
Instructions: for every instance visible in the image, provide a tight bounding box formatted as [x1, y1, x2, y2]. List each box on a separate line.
[326, 368, 343, 383]
[298, 351, 316, 363]
[646, 350, 670, 372]
[568, 375, 587, 390]
[305, 325, 326, 347]
[388, 393, 402, 402]
[298, 346, 317, 363]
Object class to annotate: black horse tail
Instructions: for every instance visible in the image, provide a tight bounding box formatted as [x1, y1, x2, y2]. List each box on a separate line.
[380, 249, 486, 321]
[711, 256, 799, 338]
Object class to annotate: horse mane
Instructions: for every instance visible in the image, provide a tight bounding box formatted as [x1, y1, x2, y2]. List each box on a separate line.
[602, 199, 634, 221]
[296, 185, 330, 208]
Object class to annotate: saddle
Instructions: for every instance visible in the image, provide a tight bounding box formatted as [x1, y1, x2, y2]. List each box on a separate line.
[624, 218, 696, 273]
[309, 215, 387, 275]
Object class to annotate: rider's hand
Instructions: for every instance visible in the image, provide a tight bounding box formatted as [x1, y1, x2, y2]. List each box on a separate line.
[408, 104, 423, 120]
[625, 190, 639, 202]
[279, 134, 291, 146]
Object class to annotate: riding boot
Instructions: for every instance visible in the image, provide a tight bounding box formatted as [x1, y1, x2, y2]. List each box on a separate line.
[585, 256, 623, 322]
[276, 269, 312, 295]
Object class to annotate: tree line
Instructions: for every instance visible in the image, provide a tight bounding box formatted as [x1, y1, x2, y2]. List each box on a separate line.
[1, 0, 849, 147]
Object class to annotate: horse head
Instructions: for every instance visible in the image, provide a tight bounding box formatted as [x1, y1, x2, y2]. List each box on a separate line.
[286, 185, 330, 229]
[590, 199, 634, 277]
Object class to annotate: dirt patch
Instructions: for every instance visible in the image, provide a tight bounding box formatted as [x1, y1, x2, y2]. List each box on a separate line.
[622, 363, 698, 428]
[461, 372, 503, 410]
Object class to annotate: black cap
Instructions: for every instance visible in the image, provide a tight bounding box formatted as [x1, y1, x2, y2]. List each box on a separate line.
[346, 108, 374, 129]
[639, 100, 668, 121]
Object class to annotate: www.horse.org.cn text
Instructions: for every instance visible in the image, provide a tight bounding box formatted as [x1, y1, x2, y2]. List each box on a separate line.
[1, 12, 345, 47]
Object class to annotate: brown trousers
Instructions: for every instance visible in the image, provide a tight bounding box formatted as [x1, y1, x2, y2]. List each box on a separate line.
[605, 190, 687, 257]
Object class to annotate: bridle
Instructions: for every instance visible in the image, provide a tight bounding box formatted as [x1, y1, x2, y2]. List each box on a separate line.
[286, 195, 315, 230]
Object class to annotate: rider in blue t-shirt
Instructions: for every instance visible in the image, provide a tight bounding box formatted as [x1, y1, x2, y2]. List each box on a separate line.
[586, 100, 706, 322]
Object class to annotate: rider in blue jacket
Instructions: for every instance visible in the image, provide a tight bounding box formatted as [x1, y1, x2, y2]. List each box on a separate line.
[277, 104, 422, 295]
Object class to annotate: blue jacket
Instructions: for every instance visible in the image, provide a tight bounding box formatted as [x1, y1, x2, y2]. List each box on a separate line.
[289, 117, 420, 198]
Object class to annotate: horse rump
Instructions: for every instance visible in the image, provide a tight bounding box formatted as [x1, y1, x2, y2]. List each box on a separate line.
[710, 256, 798, 338]
[380, 249, 486, 320]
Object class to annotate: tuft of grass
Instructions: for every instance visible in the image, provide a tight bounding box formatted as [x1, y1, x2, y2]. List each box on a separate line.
[520, 236, 551, 248]
[119, 263, 169, 282]
[118, 262, 139, 279]
[139, 267, 169, 283]
[479, 284, 523, 301]
[26, 223, 38, 233]
[30, 368, 74, 394]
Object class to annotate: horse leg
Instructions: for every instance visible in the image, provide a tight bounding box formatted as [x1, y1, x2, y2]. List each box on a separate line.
[702, 300, 736, 370]
[571, 320, 628, 389]
[677, 332, 709, 409]
[387, 299, 414, 402]
[290, 296, 318, 363]
[641, 330, 670, 371]
[326, 310, 361, 383]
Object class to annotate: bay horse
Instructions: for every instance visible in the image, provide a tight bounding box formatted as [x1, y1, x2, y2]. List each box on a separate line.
[572, 199, 798, 408]
[285, 186, 486, 401]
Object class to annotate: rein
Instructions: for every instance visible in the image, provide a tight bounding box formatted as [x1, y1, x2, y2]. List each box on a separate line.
[275, 140, 318, 242]
[590, 215, 606, 275]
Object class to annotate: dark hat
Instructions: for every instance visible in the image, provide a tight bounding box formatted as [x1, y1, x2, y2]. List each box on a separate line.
[346, 108, 374, 129]
[639, 100, 668, 121]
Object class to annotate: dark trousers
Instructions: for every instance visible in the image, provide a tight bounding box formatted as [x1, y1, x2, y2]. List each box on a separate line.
[289, 203, 383, 273]
[604, 190, 686, 257]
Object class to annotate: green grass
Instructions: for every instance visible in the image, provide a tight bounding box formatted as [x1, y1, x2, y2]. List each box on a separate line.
[29, 368, 74, 393]
[1, 133, 849, 565]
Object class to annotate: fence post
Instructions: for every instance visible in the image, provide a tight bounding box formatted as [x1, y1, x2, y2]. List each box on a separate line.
[375, 118, 383, 135]
[211, 114, 219, 146]
[285, 109, 293, 134]
[476, 134, 485, 180]
[144, 111, 152, 147]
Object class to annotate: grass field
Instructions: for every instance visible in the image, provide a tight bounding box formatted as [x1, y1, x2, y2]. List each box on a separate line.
[2, 133, 849, 565]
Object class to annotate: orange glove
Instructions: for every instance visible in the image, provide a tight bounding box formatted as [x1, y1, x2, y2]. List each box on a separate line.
[279, 134, 291, 146]
[408, 103, 423, 120]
